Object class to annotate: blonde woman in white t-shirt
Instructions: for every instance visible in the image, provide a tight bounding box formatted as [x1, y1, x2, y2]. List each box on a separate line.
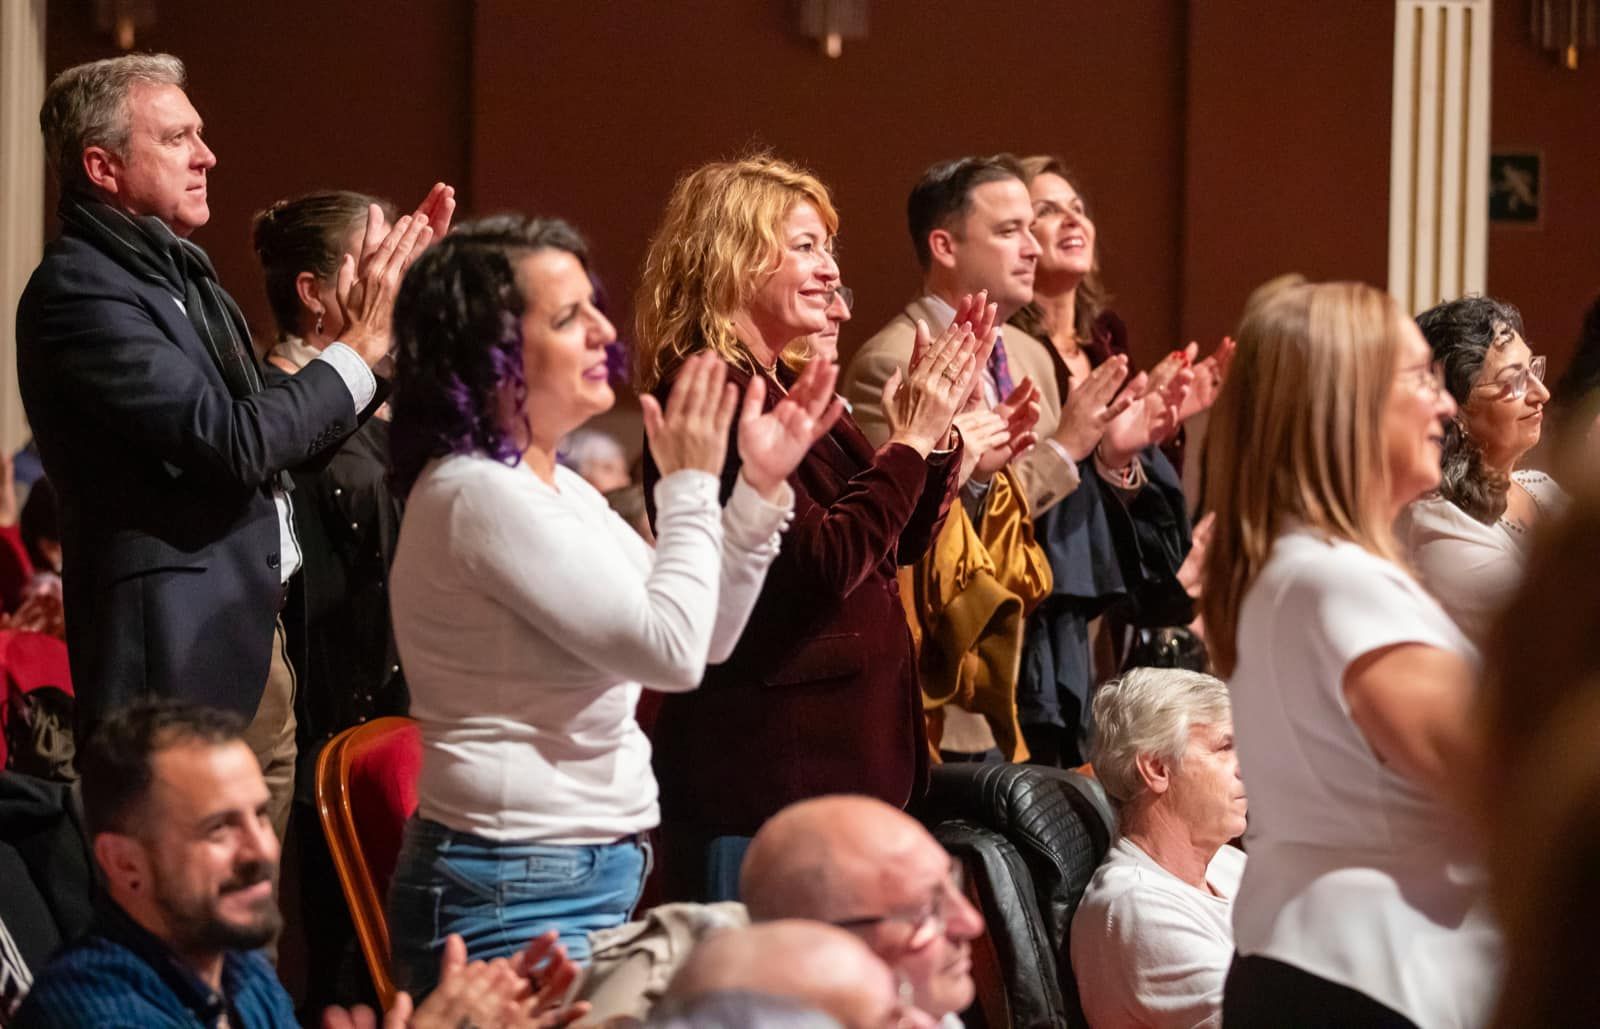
[1199, 280, 1499, 1027]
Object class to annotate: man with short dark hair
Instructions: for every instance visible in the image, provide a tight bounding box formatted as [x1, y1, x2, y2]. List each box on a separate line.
[15, 699, 292, 1026]
[17, 53, 448, 835]
[740, 796, 985, 1029]
[844, 154, 1135, 519]
[14, 698, 584, 1028]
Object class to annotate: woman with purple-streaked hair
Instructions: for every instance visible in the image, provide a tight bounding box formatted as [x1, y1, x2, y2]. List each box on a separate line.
[381, 214, 841, 996]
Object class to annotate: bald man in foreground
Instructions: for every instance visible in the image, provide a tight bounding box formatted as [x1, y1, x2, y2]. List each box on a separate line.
[658, 920, 924, 1028]
[740, 796, 985, 1028]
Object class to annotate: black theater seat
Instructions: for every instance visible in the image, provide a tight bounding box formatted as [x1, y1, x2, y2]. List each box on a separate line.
[918, 762, 1116, 1029]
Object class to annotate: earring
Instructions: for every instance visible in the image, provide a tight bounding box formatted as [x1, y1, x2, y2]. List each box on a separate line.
[315, 311, 325, 337]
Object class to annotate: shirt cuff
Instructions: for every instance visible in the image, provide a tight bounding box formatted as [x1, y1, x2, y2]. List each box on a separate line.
[652, 468, 722, 520]
[1042, 438, 1075, 465]
[315, 342, 378, 412]
[725, 473, 794, 553]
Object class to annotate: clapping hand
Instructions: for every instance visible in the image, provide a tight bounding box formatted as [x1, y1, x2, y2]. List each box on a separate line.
[954, 377, 1042, 485]
[737, 358, 846, 500]
[1177, 512, 1216, 599]
[1101, 362, 1194, 468]
[881, 292, 994, 455]
[508, 930, 590, 1027]
[336, 211, 434, 368]
[410, 182, 456, 242]
[1053, 355, 1141, 462]
[1177, 337, 1236, 423]
[641, 352, 739, 479]
[321, 933, 588, 1029]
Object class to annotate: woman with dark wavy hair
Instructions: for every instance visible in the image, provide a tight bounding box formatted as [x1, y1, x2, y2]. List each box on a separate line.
[383, 215, 836, 994]
[1398, 294, 1566, 645]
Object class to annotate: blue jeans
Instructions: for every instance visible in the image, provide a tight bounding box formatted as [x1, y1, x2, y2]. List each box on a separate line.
[386, 817, 649, 998]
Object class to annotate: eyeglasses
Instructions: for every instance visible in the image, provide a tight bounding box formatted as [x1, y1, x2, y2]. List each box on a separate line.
[830, 285, 855, 313]
[831, 863, 965, 951]
[1475, 354, 1546, 402]
[1406, 361, 1448, 400]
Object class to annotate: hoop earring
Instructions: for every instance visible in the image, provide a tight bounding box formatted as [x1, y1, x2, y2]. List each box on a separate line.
[314, 311, 324, 337]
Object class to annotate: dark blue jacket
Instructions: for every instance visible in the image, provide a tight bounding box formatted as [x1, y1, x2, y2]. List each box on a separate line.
[15, 228, 360, 724]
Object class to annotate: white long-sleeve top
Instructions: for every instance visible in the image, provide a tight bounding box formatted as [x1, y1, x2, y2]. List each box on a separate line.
[390, 452, 793, 843]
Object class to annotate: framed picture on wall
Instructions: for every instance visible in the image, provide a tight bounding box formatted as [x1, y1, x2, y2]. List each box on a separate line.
[1489, 151, 1542, 226]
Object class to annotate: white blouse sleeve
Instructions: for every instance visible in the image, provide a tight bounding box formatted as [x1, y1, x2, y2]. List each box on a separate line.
[708, 474, 794, 662]
[455, 468, 727, 691]
[1400, 499, 1522, 645]
[1288, 548, 1468, 680]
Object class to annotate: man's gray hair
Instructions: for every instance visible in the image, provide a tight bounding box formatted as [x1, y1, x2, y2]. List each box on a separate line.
[40, 53, 187, 193]
[1089, 667, 1231, 804]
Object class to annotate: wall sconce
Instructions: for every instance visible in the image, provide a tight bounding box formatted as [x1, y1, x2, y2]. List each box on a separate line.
[1531, 0, 1599, 69]
[94, 0, 156, 49]
[797, 0, 868, 59]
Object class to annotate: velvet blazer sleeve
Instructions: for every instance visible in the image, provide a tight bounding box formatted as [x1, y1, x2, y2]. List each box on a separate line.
[644, 367, 953, 599]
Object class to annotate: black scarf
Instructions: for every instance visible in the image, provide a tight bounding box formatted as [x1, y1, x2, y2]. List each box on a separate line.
[58, 191, 265, 399]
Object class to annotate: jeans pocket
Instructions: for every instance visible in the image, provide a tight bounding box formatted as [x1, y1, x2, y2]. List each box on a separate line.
[432, 852, 507, 904]
[501, 845, 602, 901]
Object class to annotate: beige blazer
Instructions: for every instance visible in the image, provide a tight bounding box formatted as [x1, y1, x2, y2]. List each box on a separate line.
[842, 296, 1080, 516]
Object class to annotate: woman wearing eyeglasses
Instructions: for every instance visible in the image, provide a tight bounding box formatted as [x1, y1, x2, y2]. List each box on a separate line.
[1203, 280, 1498, 1028]
[1397, 295, 1567, 646]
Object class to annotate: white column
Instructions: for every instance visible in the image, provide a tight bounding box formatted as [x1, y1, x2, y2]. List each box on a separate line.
[1387, 0, 1492, 314]
[0, 0, 46, 451]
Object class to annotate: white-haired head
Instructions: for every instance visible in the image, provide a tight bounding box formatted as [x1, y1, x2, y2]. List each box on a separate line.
[1089, 667, 1232, 805]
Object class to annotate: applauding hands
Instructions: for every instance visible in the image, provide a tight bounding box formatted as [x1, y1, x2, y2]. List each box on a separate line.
[882, 292, 997, 456]
[738, 358, 846, 499]
[955, 376, 1042, 486]
[322, 931, 587, 1029]
[1054, 354, 1142, 462]
[641, 352, 740, 479]
[337, 182, 457, 368]
[644, 351, 846, 501]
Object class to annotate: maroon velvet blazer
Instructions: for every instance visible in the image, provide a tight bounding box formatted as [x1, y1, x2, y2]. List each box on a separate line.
[642, 361, 960, 837]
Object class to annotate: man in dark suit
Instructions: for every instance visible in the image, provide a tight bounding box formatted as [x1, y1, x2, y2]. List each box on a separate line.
[15, 53, 444, 835]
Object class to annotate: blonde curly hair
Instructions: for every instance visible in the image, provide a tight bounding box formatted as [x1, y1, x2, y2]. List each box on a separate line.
[634, 153, 839, 392]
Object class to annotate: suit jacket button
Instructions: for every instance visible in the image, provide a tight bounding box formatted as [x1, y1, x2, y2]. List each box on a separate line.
[267, 552, 280, 569]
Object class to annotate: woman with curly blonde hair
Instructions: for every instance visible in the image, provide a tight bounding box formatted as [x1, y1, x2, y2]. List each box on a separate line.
[634, 154, 989, 900]
[1201, 280, 1497, 1027]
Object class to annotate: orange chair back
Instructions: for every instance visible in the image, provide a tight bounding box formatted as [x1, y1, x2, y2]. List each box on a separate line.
[314, 716, 422, 1010]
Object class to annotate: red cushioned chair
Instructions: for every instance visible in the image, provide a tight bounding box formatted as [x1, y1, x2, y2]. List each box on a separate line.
[315, 716, 422, 1010]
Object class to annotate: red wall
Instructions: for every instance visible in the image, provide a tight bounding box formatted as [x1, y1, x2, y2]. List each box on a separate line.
[40, 2, 1598, 377]
[468, 0, 1187, 371]
[45, 0, 472, 341]
[1181, 2, 1396, 346]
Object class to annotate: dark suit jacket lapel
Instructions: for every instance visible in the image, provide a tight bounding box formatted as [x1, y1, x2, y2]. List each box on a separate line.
[131, 277, 233, 396]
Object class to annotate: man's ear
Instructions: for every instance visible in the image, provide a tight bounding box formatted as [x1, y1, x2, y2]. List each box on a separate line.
[927, 228, 959, 271]
[94, 831, 149, 894]
[82, 146, 122, 197]
[1135, 751, 1172, 796]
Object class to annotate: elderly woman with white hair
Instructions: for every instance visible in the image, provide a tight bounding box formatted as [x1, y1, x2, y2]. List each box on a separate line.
[1069, 668, 1248, 1029]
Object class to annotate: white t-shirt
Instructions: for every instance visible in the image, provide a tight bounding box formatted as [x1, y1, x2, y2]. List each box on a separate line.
[390, 453, 791, 843]
[1071, 838, 1245, 1029]
[1229, 529, 1501, 1027]
[1398, 469, 1567, 647]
